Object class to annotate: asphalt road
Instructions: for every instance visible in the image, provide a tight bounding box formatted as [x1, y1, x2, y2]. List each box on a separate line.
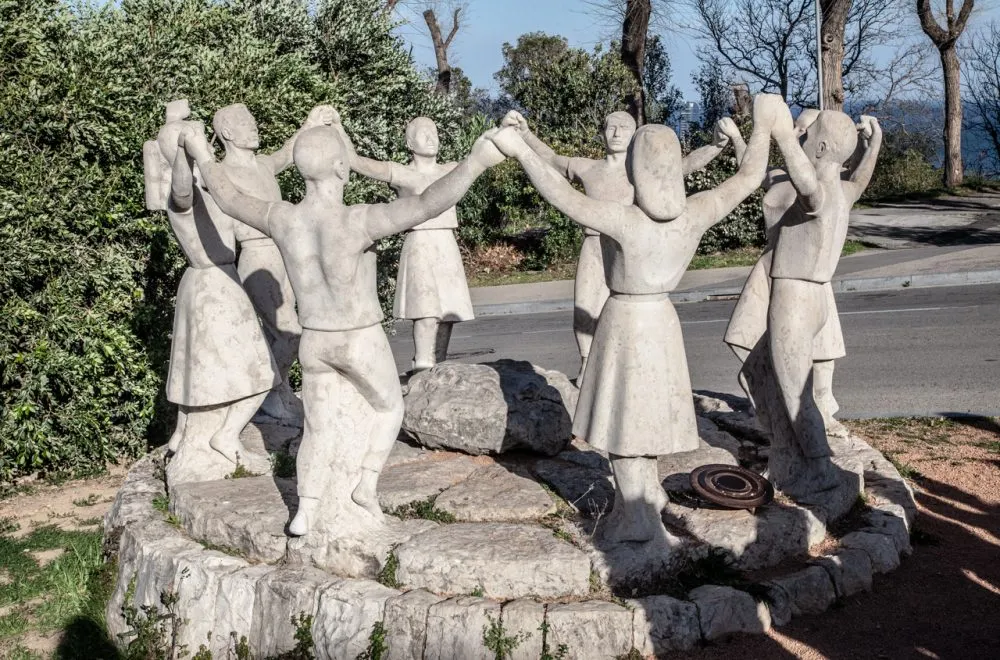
[388, 283, 1000, 419]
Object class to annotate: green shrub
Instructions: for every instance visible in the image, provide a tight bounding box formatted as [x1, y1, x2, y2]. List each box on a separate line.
[0, 0, 459, 484]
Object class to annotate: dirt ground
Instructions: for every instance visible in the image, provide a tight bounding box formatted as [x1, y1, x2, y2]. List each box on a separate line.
[1, 418, 998, 659]
[689, 417, 1000, 660]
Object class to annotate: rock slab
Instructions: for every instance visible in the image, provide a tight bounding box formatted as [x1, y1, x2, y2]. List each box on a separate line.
[402, 360, 577, 456]
[394, 523, 590, 600]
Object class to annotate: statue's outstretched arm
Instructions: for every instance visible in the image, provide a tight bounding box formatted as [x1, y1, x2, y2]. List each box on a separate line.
[197, 159, 289, 236]
[170, 147, 195, 212]
[364, 131, 504, 241]
[682, 118, 742, 175]
[501, 111, 572, 178]
[845, 116, 883, 202]
[771, 104, 824, 213]
[491, 127, 624, 237]
[685, 97, 778, 231]
[260, 105, 340, 174]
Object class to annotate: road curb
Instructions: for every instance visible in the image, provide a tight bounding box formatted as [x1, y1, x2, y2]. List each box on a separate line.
[471, 269, 1000, 317]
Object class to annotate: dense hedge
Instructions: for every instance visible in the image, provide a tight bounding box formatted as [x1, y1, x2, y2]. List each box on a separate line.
[0, 0, 460, 484]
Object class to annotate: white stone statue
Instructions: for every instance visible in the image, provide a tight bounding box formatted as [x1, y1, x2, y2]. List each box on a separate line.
[349, 117, 475, 371]
[180, 113, 505, 537]
[501, 110, 744, 381]
[489, 96, 782, 544]
[739, 108, 882, 503]
[726, 110, 881, 439]
[143, 100, 278, 485]
[212, 104, 336, 425]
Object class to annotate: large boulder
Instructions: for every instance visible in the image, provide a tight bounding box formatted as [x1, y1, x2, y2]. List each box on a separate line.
[401, 360, 578, 456]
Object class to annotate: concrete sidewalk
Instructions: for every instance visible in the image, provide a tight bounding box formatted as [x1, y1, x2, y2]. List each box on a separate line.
[471, 194, 1000, 316]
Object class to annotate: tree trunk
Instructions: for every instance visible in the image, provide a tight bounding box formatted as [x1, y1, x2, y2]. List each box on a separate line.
[941, 45, 965, 187]
[423, 8, 460, 95]
[820, 0, 852, 111]
[621, 0, 651, 125]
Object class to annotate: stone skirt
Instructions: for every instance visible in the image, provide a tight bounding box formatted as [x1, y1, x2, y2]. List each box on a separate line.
[393, 229, 474, 322]
[573, 292, 699, 457]
[725, 253, 845, 361]
[166, 264, 278, 407]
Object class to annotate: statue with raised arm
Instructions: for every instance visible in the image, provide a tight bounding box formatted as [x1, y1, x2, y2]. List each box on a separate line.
[501, 110, 744, 381]
[181, 114, 505, 537]
[740, 108, 882, 505]
[212, 104, 335, 425]
[726, 111, 881, 439]
[488, 95, 782, 544]
[142, 100, 278, 486]
[350, 117, 475, 371]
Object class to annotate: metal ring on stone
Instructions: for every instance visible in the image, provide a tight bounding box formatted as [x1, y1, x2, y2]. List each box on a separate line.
[689, 464, 775, 509]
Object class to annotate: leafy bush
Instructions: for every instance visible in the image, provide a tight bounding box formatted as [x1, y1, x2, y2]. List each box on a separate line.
[0, 0, 459, 484]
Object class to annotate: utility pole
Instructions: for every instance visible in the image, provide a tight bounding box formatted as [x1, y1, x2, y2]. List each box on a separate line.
[815, 0, 824, 110]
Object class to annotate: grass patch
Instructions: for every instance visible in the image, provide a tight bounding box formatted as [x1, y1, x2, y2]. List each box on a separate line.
[72, 494, 101, 508]
[270, 452, 297, 479]
[887, 454, 923, 481]
[466, 261, 577, 288]
[482, 613, 528, 659]
[388, 497, 456, 523]
[0, 524, 118, 656]
[197, 539, 247, 559]
[688, 247, 763, 270]
[974, 440, 1000, 453]
[151, 494, 169, 514]
[377, 552, 400, 589]
[849, 417, 956, 446]
[226, 461, 262, 480]
[840, 240, 867, 256]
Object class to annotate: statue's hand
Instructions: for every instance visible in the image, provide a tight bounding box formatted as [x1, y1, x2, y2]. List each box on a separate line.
[489, 126, 529, 158]
[858, 115, 880, 140]
[712, 119, 732, 147]
[754, 94, 793, 139]
[500, 110, 528, 133]
[178, 124, 214, 163]
[470, 128, 507, 168]
[305, 105, 337, 128]
[717, 117, 742, 143]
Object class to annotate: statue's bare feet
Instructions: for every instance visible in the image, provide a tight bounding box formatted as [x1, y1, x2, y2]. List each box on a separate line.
[601, 500, 667, 543]
[209, 432, 242, 465]
[289, 496, 319, 536]
[352, 469, 384, 520]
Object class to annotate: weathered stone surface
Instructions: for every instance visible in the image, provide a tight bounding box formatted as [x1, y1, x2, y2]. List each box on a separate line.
[661, 500, 826, 570]
[658, 441, 737, 491]
[423, 596, 501, 660]
[435, 465, 556, 522]
[384, 589, 443, 660]
[105, 452, 166, 533]
[378, 454, 483, 510]
[811, 548, 873, 598]
[240, 421, 301, 455]
[529, 458, 613, 518]
[171, 549, 249, 657]
[768, 566, 836, 616]
[386, 438, 434, 468]
[630, 595, 701, 654]
[313, 579, 397, 660]
[500, 599, 545, 660]
[840, 531, 901, 574]
[763, 582, 792, 627]
[698, 416, 744, 456]
[171, 476, 292, 563]
[545, 601, 634, 659]
[402, 360, 577, 457]
[214, 565, 275, 654]
[395, 523, 590, 599]
[287, 518, 437, 579]
[688, 585, 771, 640]
[587, 534, 687, 592]
[863, 509, 913, 556]
[250, 567, 329, 658]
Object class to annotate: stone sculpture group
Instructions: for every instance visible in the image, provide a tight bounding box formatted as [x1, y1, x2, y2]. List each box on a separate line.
[144, 93, 882, 547]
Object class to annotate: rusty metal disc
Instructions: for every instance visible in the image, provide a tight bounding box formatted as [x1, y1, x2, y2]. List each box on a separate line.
[689, 464, 774, 509]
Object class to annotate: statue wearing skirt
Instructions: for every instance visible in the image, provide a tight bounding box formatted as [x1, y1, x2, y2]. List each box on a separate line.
[351, 117, 475, 371]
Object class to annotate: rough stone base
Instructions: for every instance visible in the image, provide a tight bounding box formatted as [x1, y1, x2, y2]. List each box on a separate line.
[104, 392, 917, 658]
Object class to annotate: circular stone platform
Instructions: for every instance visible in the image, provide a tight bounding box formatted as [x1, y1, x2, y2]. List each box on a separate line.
[104, 393, 916, 659]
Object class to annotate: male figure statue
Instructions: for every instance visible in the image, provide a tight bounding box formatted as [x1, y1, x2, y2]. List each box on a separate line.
[212, 104, 336, 424]
[181, 115, 504, 536]
[489, 96, 781, 544]
[350, 117, 475, 371]
[726, 111, 881, 438]
[143, 101, 278, 485]
[743, 108, 882, 501]
[502, 110, 744, 380]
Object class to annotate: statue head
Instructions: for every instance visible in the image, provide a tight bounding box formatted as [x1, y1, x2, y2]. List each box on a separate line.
[602, 111, 637, 155]
[294, 126, 349, 183]
[627, 124, 686, 221]
[801, 110, 858, 167]
[165, 99, 191, 124]
[213, 104, 260, 151]
[405, 117, 439, 157]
